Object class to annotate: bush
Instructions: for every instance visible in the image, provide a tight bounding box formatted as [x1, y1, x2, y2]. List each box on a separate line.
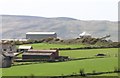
[55, 38, 60, 41]
[45, 37, 54, 42]
[92, 70, 96, 74]
[79, 69, 86, 76]
[15, 40, 23, 45]
[60, 40, 64, 42]
[114, 67, 119, 72]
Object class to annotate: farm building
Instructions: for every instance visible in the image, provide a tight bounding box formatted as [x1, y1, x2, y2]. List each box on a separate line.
[22, 49, 59, 60]
[0, 53, 14, 68]
[18, 45, 33, 52]
[26, 32, 57, 40]
[1, 41, 16, 53]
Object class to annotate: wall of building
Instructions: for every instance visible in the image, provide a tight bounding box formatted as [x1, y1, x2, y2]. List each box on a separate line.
[52, 51, 59, 57]
[22, 55, 51, 60]
[0, 55, 12, 68]
[27, 50, 59, 57]
[26, 33, 57, 40]
[2, 44, 16, 52]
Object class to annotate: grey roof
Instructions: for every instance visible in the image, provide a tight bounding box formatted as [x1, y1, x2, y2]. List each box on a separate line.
[26, 32, 56, 35]
[18, 45, 32, 49]
[28, 49, 58, 53]
[23, 53, 52, 56]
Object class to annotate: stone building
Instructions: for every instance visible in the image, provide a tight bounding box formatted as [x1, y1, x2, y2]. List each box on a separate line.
[0, 53, 14, 68]
[1, 41, 16, 53]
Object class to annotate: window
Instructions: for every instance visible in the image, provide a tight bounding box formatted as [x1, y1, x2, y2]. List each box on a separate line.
[10, 47, 12, 51]
[3, 49, 6, 51]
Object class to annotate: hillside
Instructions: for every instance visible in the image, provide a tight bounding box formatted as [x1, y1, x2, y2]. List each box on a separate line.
[1, 15, 118, 41]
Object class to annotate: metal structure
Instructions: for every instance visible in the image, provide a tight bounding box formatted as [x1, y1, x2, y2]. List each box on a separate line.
[26, 32, 57, 40]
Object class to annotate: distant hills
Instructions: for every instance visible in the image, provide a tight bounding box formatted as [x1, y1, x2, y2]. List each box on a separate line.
[1, 15, 118, 41]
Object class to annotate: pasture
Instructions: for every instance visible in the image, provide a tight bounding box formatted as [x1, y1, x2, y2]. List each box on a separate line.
[60, 48, 118, 58]
[2, 57, 118, 76]
[22, 43, 86, 49]
[2, 43, 119, 76]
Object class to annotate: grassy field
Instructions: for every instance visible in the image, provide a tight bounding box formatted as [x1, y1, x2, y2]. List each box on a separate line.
[21, 43, 85, 49]
[60, 48, 118, 58]
[2, 57, 118, 76]
[2, 43, 119, 76]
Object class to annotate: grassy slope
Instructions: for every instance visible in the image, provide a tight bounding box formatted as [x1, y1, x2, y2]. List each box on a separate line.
[2, 57, 118, 76]
[2, 43, 119, 76]
[22, 43, 85, 49]
[60, 48, 118, 58]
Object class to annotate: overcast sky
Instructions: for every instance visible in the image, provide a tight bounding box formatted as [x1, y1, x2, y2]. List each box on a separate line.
[0, 0, 119, 21]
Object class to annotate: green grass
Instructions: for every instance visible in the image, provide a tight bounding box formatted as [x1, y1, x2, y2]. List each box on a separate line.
[60, 48, 118, 58]
[2, 57, 118, 76]
[2, 43, 118, 76]
[22, 43, 85, 49]
[96, 73, 118, 76]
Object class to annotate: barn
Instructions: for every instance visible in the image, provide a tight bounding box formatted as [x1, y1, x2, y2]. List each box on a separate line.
[18, 45, 33, 52]
[22, 49, 59, 60]
[26, 32, 57, 40]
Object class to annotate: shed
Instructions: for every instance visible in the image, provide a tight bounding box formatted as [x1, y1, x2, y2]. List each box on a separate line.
[18, 45, 33, 52]
[22, 53, 54, 60]
[28, 49, 59, 57]
[26, 32, 57, 40]
[22, 49, 59, 60]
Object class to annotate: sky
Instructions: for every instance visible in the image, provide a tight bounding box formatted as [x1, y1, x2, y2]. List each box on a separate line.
[0, 0, 119, 21]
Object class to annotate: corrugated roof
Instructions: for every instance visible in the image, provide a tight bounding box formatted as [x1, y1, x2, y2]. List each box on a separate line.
[18, 45, 32, 49]
[28, 49, 57, 53]
[26, 32, 56, 35]
[23, 53, 52, 56]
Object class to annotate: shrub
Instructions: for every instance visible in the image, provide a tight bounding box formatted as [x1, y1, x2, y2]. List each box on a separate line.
[55, 38, 60, 41]
[45, 37, 54, 42]
[92, 70, 96, 74]
[15, 40, 23, 45]
[114, 67, 119, 72]
[79, 69, 86, 76]
[60, 40, 64, 42]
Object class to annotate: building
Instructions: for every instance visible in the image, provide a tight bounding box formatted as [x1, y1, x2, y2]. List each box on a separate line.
[79, 32, 91, 38]
[1, 41, 16, 53]
[0, 53, 14, 68]
[26, 32, 57, 40]
[22, 49, 59, 60]
[0, 41, 15, 68]
[18, 45, 33, 52]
